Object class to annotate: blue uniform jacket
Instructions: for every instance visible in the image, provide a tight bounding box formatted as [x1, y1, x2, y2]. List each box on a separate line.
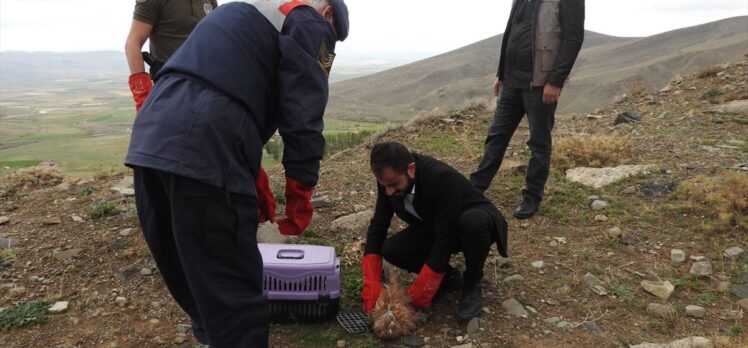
[125, 2, 336, 196]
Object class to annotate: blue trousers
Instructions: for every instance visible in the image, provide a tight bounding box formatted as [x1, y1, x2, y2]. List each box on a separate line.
[134, 167, 269, 347]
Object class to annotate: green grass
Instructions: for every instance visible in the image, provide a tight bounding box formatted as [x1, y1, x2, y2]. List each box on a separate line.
[0, 248, 17, 261]
[702, 88, 722, 99]
[89, 203, 119, 219]
[729, 324, 743, 337]
[0, 301, 49, 331]
[695, 292, 716, 307]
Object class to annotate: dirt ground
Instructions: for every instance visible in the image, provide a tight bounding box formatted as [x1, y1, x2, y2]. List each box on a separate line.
[0, 60, 746, 347]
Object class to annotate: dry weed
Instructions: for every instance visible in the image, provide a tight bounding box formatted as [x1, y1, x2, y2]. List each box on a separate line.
[1, 163, 64, 191]
[676, 171, 748, 230]
[553, 135, 633, 170]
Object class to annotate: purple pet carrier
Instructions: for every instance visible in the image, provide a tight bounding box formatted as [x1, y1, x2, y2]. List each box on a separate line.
[259, 243, 341, 323]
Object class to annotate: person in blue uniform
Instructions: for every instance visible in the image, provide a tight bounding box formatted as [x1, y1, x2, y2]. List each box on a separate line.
[124, 1, 349, 346]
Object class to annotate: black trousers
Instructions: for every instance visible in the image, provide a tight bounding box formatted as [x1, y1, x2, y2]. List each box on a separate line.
[380, 208, 495, 286]
[133, 167, 269, 347]
[470, 86, 557, 202]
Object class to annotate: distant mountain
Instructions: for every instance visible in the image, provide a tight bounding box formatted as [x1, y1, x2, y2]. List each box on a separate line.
[327, 16, 748, 120]
[0, 51, 128, 85]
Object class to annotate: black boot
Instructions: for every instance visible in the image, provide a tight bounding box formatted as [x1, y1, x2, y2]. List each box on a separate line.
[457, 283, 482, 319]
[513, 197, 539, 219]
[431, 268, 463, 304]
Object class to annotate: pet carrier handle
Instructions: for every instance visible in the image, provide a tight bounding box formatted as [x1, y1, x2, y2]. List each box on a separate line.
[276, 249, 305, 260]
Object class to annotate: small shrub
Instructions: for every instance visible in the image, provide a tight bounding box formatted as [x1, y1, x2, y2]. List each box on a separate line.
[89, 203, 119, 219]
[625, 78, 648, 97]
[553, 135, 633, 170]
[696, 66, 722, 79]
[0, 301, 48, 331]
[0, 248, 17, 262]
[2, 164, 64, 190]
[702, 88, 722, 99]
[676, 171, 748, 230]
[729, 324, 743, 337]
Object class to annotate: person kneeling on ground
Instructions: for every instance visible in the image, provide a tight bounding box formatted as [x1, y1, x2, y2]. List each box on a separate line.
[360, 141, 508, 319]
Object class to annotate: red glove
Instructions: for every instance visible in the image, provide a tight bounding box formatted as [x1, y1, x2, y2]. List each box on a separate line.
[361, 254, 384, 313]
[256, 167, 276, 223]
[407, 264, 445, 308]
[128, 72, 153, 112]
[277, 176, 314, 235]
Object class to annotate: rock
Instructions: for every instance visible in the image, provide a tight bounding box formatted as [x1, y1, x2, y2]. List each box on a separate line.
[330, 210, 374, 233]
[115, 296, 128, 307]
[619, 235, 632, 245]
[119, 228, 134, 237]
[730, 284, 748, 299]
[531, 261, 544, 269]
[723, 247, 745, 259]
[466, 318, 480, 336]
[689, 255, 705, 261]
[710, 99, 748, 114]
[114, 176, 134, 189]
[502, 298, 529, 318]
[0, 216, 9, 225]
[685, 305, 705, 318]
[176, 324, 192, 334]
[0, 236, 13, 249]
[451, 344, 472, 348]
[402, 336, 425, 347]
[336, 340, 346, 348]
[42, 217, 62, 225]
[556, 321, 574, 330]
[720, 309, 742, 320]
[174, 335, 187, 344]
[52, 248, 82, 261]
[118, 265, 140, 280]
[566, 165, 656, 189]
[503, 274, 524, 283]
[640, 182, 677, 197]
[140, 268, 153, 276]
[614, 111, 641, 125]
[71, 215, 84, 222]
[48, 301, 69, 313]
[584, 273, 606, 289]
[717, 281, 731, 293]
[659, 84, 672, 93]
[641, 280, 675, 300]
[647, 303, 676, 319]
[594, 215, 608, 222]
[256, 223, 288, 244]
[630, 336, 712, 348]
[584, 321, 601, 332]
[544, 317, 561, 325]
[689, 261, 712, 277]
[737, 298, 748, 311]
[499, 159, 528, 173]
[590, 200, 609, 211]
[110, 240, 130, 251]
[110, 187, 135, 196]
[520, 223, 530, 229]
[311, 196, 334, 209]
[55, 182, 71, 192]
[606, 227, 623, 239]
[670, 249, 686, 262]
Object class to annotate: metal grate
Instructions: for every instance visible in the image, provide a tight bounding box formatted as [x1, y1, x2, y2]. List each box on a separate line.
[336, 311, 370, 334]
[263, 275, 328, 292]
[268, 299, 340, 323]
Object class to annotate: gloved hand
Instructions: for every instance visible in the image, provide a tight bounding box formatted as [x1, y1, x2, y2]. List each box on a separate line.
[128, 72, 153, 112]
[407, 264, 445, 308]
[255, 167, 276, 223]
[361, 254, 384, 313]
[277, 176, 314, 235]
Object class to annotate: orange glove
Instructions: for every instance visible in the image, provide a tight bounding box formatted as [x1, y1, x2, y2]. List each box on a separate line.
[407, 264, 445, 308]
[277, 176, 314, 235]
[256, 167, 276, 223]
[128, 72, 152, 112]
[361, 254, 384, 313]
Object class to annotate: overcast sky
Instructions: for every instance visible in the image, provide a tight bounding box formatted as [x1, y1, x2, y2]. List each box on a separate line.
[1, 0, 746, 61]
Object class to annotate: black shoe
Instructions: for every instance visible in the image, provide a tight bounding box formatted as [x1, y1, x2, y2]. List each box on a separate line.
[432, 268, 463, 304]
[513, 198, 539, 219]
[458, 283, 483, 319]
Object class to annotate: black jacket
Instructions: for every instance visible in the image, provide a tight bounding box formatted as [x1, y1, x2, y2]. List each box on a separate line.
[498, 0, 585, 88]
[365, 154, 508, 273]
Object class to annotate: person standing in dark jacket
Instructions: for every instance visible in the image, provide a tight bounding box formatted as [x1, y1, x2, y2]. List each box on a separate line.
[124, 1, 349, 346]
[361, 142, 508, 320]
[470, 0, 585, 219]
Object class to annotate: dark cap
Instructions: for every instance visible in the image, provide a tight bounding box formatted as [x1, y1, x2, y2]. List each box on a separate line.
[329, 0, 348, 41]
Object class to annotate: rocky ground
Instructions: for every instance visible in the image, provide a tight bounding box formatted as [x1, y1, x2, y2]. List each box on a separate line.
[0, 59, 746, 347]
